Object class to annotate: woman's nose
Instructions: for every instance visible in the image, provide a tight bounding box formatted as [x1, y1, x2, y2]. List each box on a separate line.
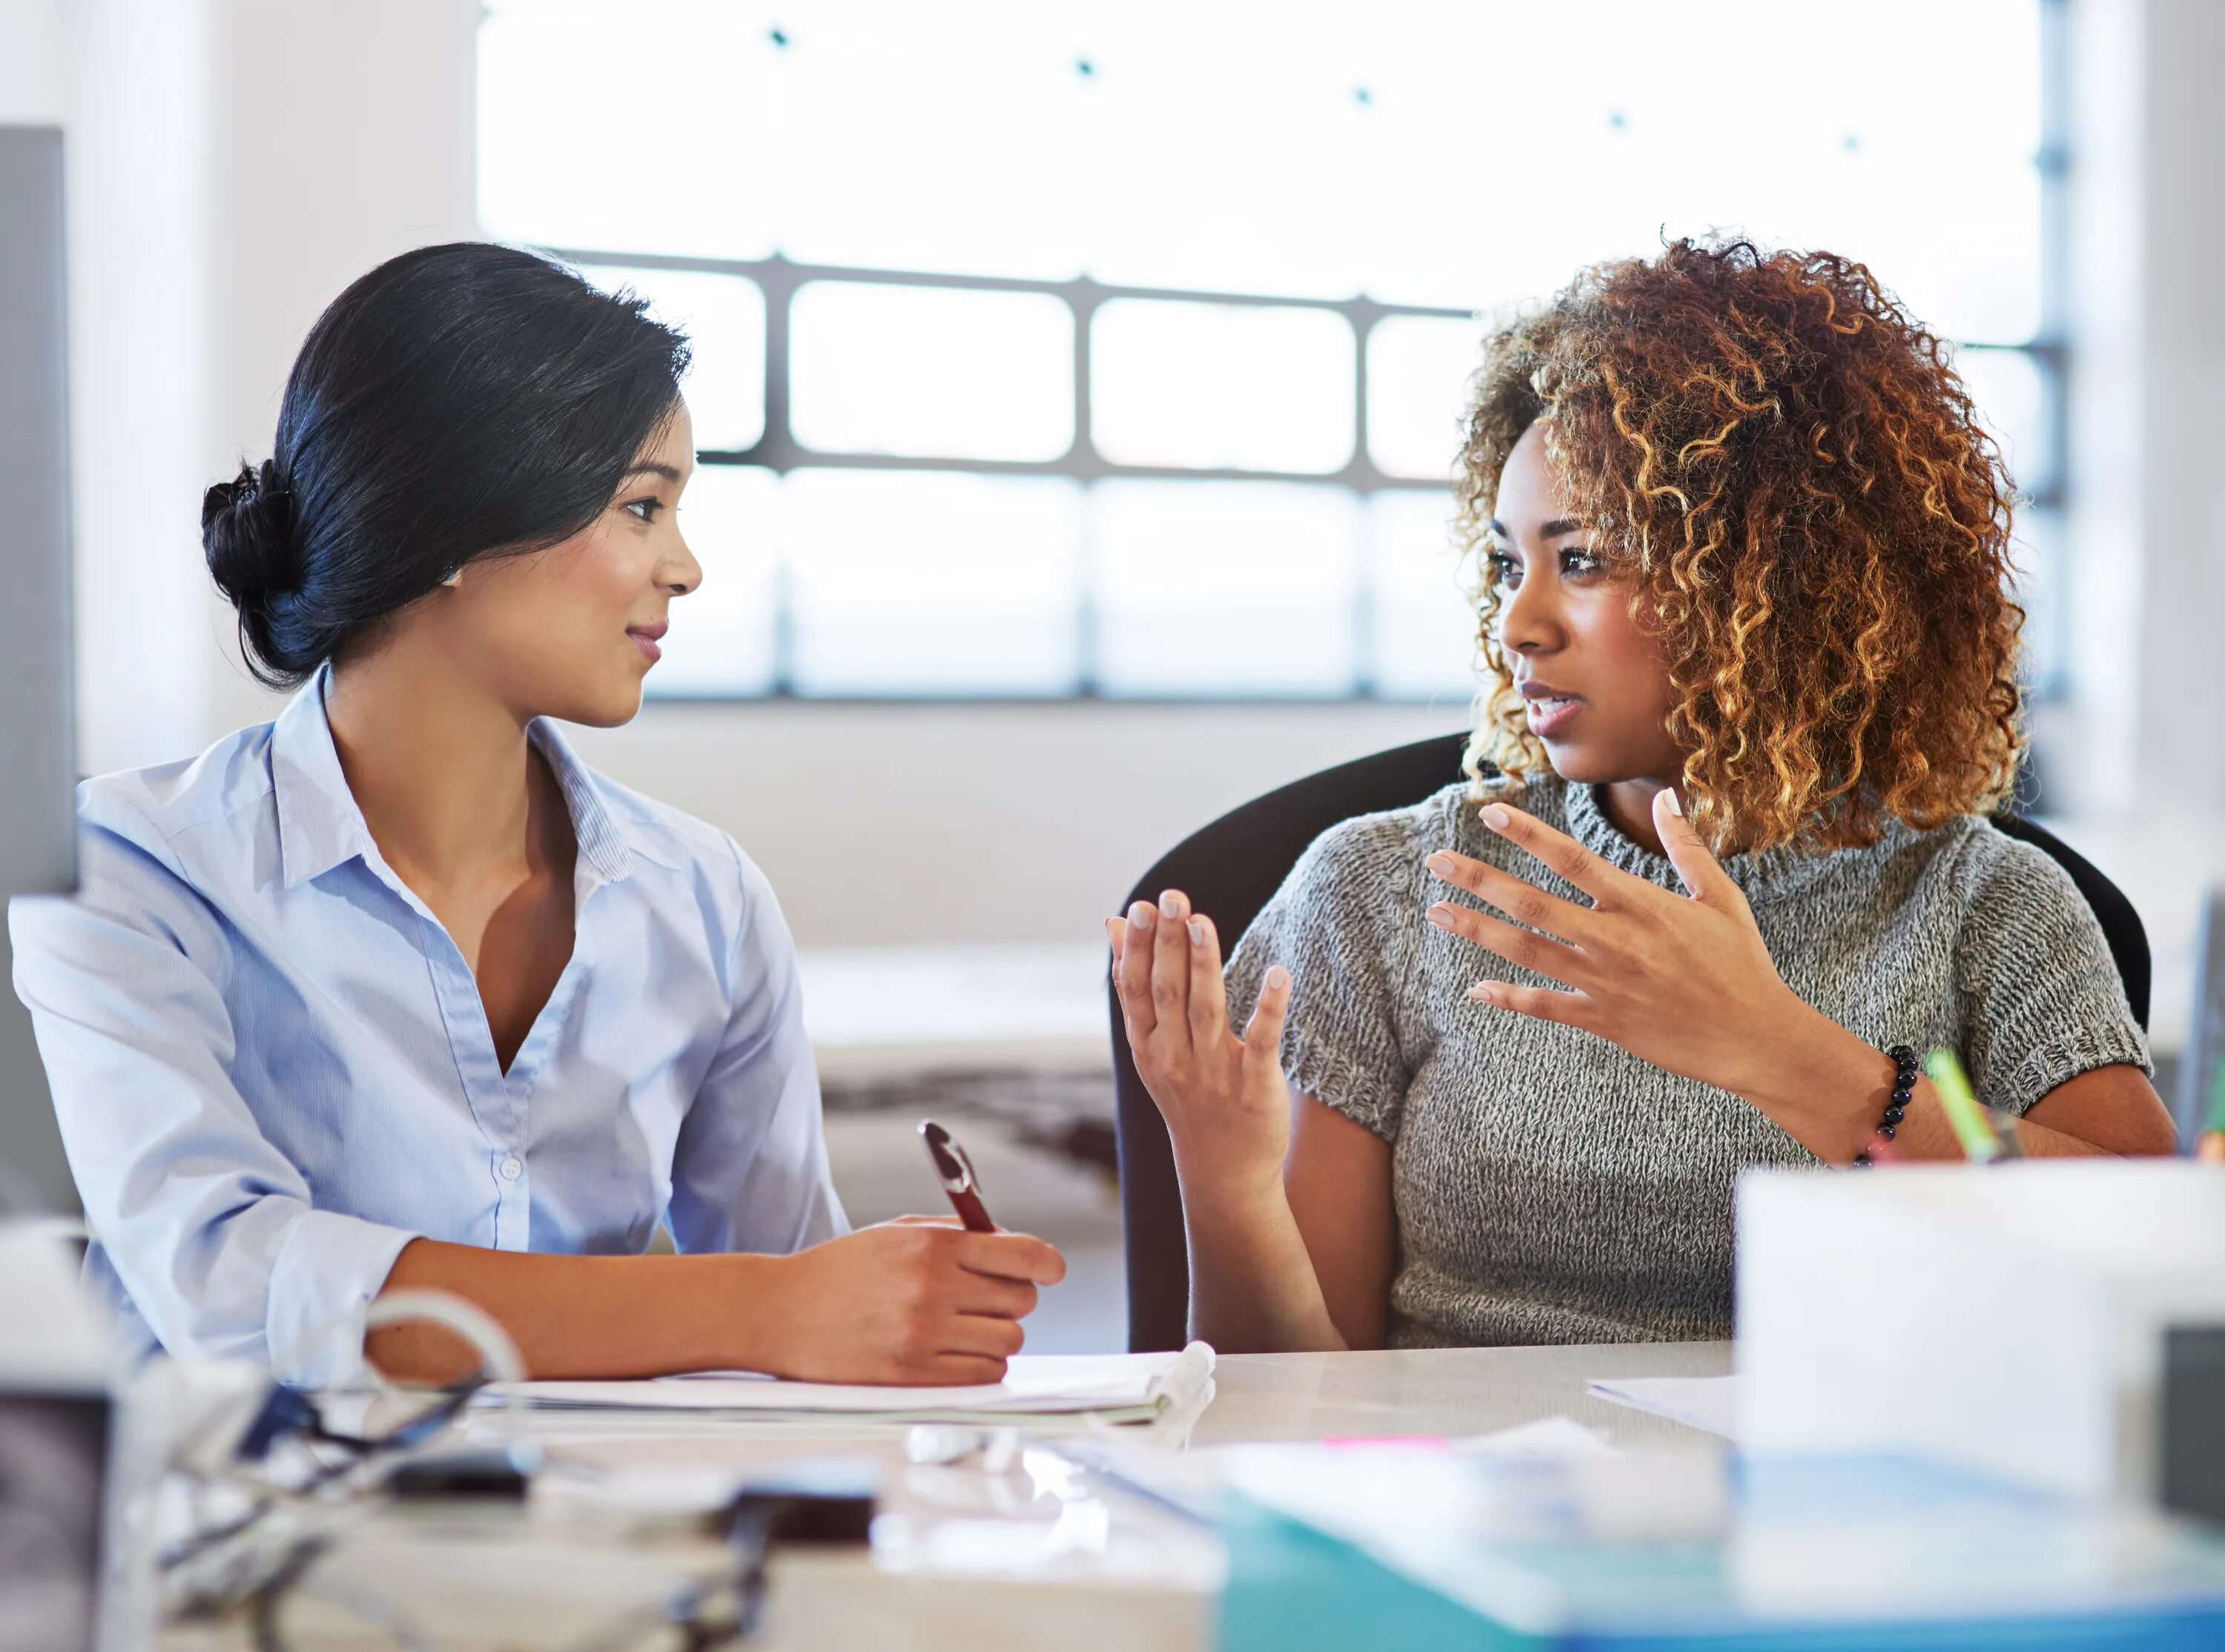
[1499, 568, 1559, 654]
[664, 531, 703, 596]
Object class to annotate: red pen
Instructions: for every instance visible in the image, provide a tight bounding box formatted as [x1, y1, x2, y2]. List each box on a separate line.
[919, 1120, 998, 1232]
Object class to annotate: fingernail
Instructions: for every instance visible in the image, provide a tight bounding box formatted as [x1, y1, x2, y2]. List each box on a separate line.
[1425, 903, 1455, 928]
[1132, 902, 1156, 931]
[1480, 804, 1511, 830]
[1663, 790, 1684, 818]
[1425, 850, 1455, 876]
[1467, 981, 1497, 1002]
[1187, 919, 1205, 944]
[1158, 891, 1181, 919]
[1265, 964, 1290, 991]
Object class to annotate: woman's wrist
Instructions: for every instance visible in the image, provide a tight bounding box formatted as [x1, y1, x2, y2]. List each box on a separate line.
[1174, 1163, 1342, 1352]
[1167, 1133, 1288, 1220]
[585, 1250, 800, 1378]
[704, 1250, 801, 1375]
[1731, 1000, 1895, 1163]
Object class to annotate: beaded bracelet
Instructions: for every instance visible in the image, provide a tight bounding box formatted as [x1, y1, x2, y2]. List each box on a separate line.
[1852, 1045, 1921, 1167]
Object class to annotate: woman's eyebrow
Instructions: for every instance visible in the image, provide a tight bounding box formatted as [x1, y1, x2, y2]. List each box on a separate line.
[622, 461, 685, 483]
[1487, 517, 1586, 538]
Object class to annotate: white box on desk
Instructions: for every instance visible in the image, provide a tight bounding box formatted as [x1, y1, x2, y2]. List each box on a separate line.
[1736, 1160, 2225, 1502]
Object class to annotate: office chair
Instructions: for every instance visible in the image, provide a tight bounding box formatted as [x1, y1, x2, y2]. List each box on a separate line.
[1110, 732, 2153, 1352]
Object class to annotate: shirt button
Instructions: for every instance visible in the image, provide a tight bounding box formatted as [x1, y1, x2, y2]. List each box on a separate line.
[499, 1156, 524, 1182]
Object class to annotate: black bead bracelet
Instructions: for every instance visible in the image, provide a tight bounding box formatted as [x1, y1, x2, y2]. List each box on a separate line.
[1852, 1044, 1921, 1167]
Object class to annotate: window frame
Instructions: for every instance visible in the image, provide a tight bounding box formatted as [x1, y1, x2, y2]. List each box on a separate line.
[554, 248, 1472, 701]
[535, 2, 2069, 705]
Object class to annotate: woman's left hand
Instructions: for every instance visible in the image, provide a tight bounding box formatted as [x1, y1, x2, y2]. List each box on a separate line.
[1423, 790, 1830, 1104]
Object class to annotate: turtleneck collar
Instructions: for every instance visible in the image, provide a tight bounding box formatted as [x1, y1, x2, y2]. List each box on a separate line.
[1555, 776, 1888, 908]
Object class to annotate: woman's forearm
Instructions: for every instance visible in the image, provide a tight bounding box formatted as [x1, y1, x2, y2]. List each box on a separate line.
[367, 1238, 788, 1382]
[369, 1220, 1071, 1387]
[1108, 895, 1360, 1352]
[1177, 1169, 1349, 1353]
[1741, 1008, 2166, 1163]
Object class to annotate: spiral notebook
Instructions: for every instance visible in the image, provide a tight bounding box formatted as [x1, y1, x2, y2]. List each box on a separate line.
[481, 1342, 1216, 1428]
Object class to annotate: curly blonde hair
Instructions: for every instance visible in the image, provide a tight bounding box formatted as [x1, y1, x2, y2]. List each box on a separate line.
[1456, 237, 2025, 853]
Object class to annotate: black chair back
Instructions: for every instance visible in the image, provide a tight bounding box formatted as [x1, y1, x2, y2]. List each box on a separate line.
[1110, 733, 2152, 1352]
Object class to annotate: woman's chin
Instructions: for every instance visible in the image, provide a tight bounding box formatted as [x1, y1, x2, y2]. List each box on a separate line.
[1540, 741, 1608, 784]
[1540, 744, 1652, 788]
[544, 681, 647, 730]
[596, 687, 649, 728]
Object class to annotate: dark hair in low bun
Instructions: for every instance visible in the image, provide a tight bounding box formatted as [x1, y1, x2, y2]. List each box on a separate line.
[202, 458, 307, 673]
[203, 242, 690, 688]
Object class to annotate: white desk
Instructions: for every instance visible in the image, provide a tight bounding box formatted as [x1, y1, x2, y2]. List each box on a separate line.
[1195, 1340, 1730, 1447]
[159, 1342, 1733, 1652]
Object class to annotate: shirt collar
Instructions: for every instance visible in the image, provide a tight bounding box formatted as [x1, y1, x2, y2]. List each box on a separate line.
[526, 716, 641, 885]
[271, 664, 653, 891]
[271, 667, 372, 891]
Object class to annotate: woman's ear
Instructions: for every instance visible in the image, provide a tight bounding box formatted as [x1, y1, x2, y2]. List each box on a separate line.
[440, 568, 463, 589]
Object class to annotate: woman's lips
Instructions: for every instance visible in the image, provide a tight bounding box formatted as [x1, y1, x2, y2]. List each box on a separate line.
[628, 625, 665, 664]
[1522, 693, 1583, 738]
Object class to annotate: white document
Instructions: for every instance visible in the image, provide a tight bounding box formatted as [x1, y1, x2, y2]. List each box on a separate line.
[484, 1343, 1215, 1427]
[1586, 1374, 1744, 1439]
[1453, 1415, 1618, 1459]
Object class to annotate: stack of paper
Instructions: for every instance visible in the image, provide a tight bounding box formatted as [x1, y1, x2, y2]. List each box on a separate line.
[481, 1343, 1216, 1430]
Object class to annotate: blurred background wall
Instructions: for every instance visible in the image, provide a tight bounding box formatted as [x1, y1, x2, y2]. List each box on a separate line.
[1, 4, 2219, 1295]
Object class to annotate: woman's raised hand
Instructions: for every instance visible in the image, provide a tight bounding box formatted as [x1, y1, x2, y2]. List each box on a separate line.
[1108, 891, 1294, 1205]
[1423, 791, 1828, 1105]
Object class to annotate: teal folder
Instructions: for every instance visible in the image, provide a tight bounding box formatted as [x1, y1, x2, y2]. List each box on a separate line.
[1217, 1448, 2225, 1651]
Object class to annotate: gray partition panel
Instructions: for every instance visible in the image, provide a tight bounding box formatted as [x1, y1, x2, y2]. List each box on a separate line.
[1, 126, 81, 1213]
[0, 126, 76, 898]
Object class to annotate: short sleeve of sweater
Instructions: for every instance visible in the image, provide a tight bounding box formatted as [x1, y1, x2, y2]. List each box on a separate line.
[1951, 827, 2152, 1114]
[1223, 807, 1429, 1142]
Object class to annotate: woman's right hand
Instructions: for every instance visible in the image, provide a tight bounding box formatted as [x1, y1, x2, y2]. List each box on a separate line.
[758, 1220, 1067, 1386]
[1109, 890, 1295, 1206]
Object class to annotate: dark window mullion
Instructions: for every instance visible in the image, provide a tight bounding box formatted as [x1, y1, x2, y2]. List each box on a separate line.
[1351, 304, 1380, 699]
[2032, 0, 2071, 701]
[758, 257, 800, 693]
[1072, 282, 1104, 696]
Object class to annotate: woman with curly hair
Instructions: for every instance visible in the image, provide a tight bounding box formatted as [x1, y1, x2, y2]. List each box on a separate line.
[1111, 238, 2175, 1352]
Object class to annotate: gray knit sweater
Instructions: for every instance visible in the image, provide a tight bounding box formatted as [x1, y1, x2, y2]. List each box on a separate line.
[1222, 773, 2149, 1347]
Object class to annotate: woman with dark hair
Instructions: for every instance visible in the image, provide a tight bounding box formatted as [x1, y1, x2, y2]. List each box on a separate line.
[1112, 239, 2175, 1354]
[10, 242, 1061, 1386]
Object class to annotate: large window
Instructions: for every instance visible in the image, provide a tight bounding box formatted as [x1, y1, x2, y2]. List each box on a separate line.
[480, 0, 2063, 702]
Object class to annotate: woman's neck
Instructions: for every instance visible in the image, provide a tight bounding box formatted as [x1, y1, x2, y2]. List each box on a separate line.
[323, 635, 558, 893]
[1601, 777, 1674, 856]
[1601, 773, 1754, 860]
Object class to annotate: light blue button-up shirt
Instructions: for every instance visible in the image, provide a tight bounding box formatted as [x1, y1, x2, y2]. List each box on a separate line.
[9, 670, 846, 1385]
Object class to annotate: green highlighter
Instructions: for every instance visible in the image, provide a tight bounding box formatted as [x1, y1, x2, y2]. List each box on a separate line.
[2198, 1061, 2225, 1162]
[1923, 1046, 2011, 1163]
